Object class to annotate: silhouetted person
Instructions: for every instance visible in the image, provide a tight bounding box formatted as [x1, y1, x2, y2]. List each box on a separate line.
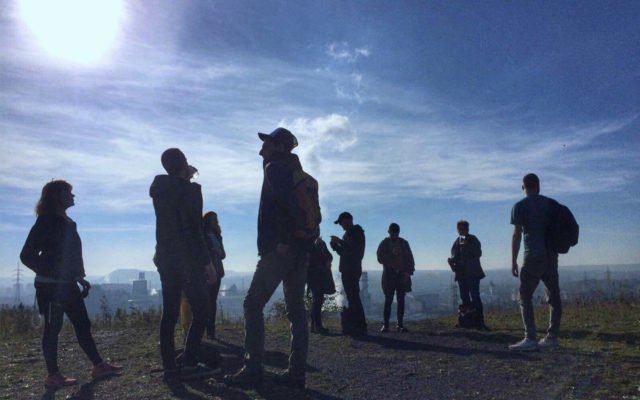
[330, 212, 367, 337]
[150, 148, 215, 383]
[225, 127, 310, 389]
[308, 236, 336, 334]
[179, 211, 226, 339]
[447, 220, 487, 329]
[20, 180, 123, 389]
[377, 223, 415, 332]
[509, 173, 562, 351]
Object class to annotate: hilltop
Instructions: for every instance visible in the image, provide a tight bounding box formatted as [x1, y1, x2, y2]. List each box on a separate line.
[1, 302, 639, 399]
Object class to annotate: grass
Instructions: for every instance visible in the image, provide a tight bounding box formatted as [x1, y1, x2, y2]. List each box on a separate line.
[0, 301, 638, 399]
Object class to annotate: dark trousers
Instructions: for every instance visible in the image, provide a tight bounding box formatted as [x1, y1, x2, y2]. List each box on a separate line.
[383, 290, 406, 327]
[206, 277, 222, 336]
[310, 290, 325, 329]
[41, 291, 102, 374]
[341, 273, 367, 332]
[458, 278, 483, 316]
[159, 267, 209, 370]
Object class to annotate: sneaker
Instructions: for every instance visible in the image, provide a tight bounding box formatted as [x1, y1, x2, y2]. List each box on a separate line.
[206, 331, 216, 340]
[45, 372, 77, 388]
[273, 370, 305, 389]
[180, 363, 220, 381]
[91, 361, 124, 379]
[380, 325, 389, 333]
[162, 368, 180, 384]
[508, 338, 539, 352]
[397, 325, 409, 333]
[224, 366, 263, 387]
[538, 335, 559, 350]
[315, 326, 329, 335]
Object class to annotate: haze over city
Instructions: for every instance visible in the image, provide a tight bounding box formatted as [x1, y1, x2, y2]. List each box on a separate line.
[1, 1, 639, 278]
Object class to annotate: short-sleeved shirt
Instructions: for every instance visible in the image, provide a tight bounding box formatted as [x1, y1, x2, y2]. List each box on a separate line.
[511, 194, 551, 263]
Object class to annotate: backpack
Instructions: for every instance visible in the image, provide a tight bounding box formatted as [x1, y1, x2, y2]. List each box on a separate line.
[546, 199, 579, 254]
[292, 169, 321, 240]
[457, 304, 482, 329]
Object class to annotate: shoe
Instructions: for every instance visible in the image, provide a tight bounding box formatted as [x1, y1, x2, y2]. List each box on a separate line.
[315, 326, 329, 335]
[91, 361, 124, 379]
[180, 363, 220, 381]
[508, 338, 539, 352]
[224, 366, 263, 387]
[162, 368, 180, 384]
[273, 370, 305, 389]
[397, 325, 409, 333]
[538, 335, 559, 349]
[45, 373, 77, 388]
[380, 325, 389, 333]
[206, 331, 216, 340]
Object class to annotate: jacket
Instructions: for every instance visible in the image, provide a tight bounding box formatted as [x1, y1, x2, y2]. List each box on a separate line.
[257, 153, 306, 255]
[150, 174, 211, 272]
[308, 238, 336, 295]
[331, 224, 366, 276]
[450, 234, 485, 281]
[376, 237, 415, 275]
[206, 231, 226, 279]
[20, 214, 86, 282]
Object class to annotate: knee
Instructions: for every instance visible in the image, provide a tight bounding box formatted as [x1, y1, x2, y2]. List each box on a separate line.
[243, 295, 265, 317]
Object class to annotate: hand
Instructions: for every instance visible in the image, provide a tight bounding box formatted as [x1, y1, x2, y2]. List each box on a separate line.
[511, 261, 519, 278]
[276, 243, 290, 256]
[79, 278, 91, 298]
[330, 236, 339, 245]
[447, 258, 454, 268]
[204, 262, 217, 284]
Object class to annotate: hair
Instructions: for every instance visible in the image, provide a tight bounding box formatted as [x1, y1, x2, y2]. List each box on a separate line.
[161, 148, 187, 176]
[522, 173, 540, 189]
[203, 211, 221, 235]
[457, 220, 469, 229]
[35, 180, 72, 217]
[388, 223, 400, 233]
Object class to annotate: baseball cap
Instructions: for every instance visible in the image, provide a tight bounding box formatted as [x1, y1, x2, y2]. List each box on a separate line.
[334, 211, 353, 224]
[258, 127, 298, 151]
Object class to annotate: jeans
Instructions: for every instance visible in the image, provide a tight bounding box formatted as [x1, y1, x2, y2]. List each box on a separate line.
[458, 278, 483, 316]
[243, 249, 308, 374]
[41, 286, 102, 374]
[159, 266, 209, 370]
[383, 290, 405, 327]
[341, 272, 367, 333]
[519, 253, 562, 340]
[207, 277, 222, 336]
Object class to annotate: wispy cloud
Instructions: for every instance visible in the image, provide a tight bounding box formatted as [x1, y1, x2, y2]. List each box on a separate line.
[326, 42, 371, 63]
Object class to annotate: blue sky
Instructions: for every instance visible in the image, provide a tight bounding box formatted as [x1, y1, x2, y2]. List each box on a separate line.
[1, 0, 639, 278]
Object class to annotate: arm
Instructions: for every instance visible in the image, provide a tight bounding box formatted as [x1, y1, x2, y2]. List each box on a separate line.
[376, 240, 386, 265]
[468, 235, 482, 258]
[511, 225, 522, 277]
[403, 240, 415, 274]
[183, 184, 212, 269]
[265, 162, 302, 246]
[20, 217, 49, 275]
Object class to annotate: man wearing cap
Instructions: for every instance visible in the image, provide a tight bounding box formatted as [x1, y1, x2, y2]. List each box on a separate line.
[150, 148, 215, 384]
[330, 212, 367, 337]
[225, 127, 310, 388]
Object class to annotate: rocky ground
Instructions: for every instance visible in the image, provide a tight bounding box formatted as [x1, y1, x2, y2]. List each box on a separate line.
[1, 302, 639, 399]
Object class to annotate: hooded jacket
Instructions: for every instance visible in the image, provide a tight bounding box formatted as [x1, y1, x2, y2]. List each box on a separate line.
[331, 224, 366, 276]
[376, 237, 415, 275]
[257, 152, 305, 255]
[150, 174, 210, 272]
[450, 234, 485, 281]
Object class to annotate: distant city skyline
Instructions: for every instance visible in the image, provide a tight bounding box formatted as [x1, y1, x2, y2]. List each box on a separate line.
[1, 1, 639, 276]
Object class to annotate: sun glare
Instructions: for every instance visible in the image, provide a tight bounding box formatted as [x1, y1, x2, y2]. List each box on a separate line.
[18, 0, 125, 65]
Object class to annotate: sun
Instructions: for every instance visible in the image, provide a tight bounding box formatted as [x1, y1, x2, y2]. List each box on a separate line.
[18, 0, 125, 65]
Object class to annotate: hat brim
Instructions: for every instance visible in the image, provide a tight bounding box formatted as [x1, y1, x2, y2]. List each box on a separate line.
[334, 219, 341, 224]
[258, 132, 271, 141]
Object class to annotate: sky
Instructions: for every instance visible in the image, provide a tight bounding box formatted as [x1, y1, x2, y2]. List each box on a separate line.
[1, 0, 639, 278]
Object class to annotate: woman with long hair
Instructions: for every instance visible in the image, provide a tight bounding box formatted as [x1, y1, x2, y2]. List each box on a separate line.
[20, 180, 123, 389]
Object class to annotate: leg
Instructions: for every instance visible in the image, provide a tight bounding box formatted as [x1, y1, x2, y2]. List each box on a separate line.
[458, 279, 471, 306]
[159, 269, 183, 370]
[243, 251, 289, 371]
[182, 270, 210, 366]
[468, 278, 483, 317]
[42, 301, 65, 375]
[342, 273, 366, 333]
[396, 289, 406, 327]
[282, 251, 309, 375]
[179, 292, 192, 335]
[310, 290, 323, 330]
[383, 292, 393, 327]
[519, 268, 540, 340]
[65, 297, 103, 366]
[541, 254, 562, 338]
[207, 278, 222, 337]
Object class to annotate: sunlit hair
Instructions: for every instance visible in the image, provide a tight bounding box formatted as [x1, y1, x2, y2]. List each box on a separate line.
[203, 211, 221, 234]
[522, 173, 540, 189]
[35, 180, 72, 217]
[457, 220, 469, 229]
